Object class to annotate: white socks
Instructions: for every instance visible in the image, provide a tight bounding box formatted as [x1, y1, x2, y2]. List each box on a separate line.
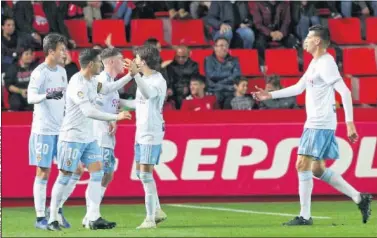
[48, 173, 71, 223]
[86, 171, 104, 222]
[59, 173, 81, 209]
[137, 170, 161, 210]
[33, 177, 47, 218]
[140, 172, 156, 221]
[101, 186, 107, 201]
[298, 171, 313, 220]
[320, 168, 361, 204]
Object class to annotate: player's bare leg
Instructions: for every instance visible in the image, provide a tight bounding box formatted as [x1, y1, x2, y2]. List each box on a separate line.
[34, 167, 50, 230]
[283, 155, 314, 226]
[312, 160, 372, 223]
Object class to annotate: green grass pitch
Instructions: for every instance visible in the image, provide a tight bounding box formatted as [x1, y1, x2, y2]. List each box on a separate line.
[2, 201, 376, 237]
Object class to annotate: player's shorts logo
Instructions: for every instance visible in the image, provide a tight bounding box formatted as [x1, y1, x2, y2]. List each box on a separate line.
[66, 159, 72, 167]
[77, 91, 84, 99]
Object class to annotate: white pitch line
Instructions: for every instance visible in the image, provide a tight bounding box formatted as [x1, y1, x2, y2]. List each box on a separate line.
[168, 204, 331, 219]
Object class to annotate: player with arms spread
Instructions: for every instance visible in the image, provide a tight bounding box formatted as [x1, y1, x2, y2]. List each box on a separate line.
[27, 33, 68, 230]
[254, 25, 372, 226]
[126, 44, 167, 229]
[47, 48, 133, 231]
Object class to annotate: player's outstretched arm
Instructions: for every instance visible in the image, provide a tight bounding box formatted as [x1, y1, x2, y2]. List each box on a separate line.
[134, 74, 159, 99]
[119, 99, 136, 109]
[98, 73, 133, 95]
[79, 101, 131, 121]
[253, 78, 306, 101]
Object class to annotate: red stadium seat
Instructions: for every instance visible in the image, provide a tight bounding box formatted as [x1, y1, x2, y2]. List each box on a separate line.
[160, 49, 176, 62]
[130, 19, 167, 46]
[280, 78, 304, 105]
[358, 77, 377, 104]
[366, 17, 377, 44]
[33, 51, 45, 63]
[190, 49, 213, 75]
[154, 11, 169, 18]
[303, 48, 336, 71]
[343, 48, 377, 75]
[328, 18, 364, 44]
[247, 78, 265, 93]
[229, 49, 261, 76]
[69, 50, 80, 68]
[265, 49, 300, 76]
[64, 20, 92, 48]
[122, 50, 134, 59]
[171, 20, 208, 46]
[92, 20, 128, 47]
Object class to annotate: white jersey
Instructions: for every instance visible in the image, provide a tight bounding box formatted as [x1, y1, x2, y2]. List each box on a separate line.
[135, 72, 167, 145]
[303, 53, 342, 130]
[28, 63, 67, 135]
[59, 72, 100, 143]
[93, 71, 120, 149]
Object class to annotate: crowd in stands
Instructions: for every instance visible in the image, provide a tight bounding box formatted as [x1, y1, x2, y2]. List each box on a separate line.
[2, 1, 377, 112]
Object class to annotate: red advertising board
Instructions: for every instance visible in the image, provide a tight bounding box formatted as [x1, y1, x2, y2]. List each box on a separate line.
[2, 120, 377, 198]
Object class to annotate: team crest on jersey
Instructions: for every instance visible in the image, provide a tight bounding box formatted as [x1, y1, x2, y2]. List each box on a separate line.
[77, 91, 84, 99]
[66, 159, 72, 167]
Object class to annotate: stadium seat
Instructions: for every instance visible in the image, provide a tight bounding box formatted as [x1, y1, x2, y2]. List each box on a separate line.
[343, 48, 377, 75]
[358, 77, 377, 104]
[190, 49, 213, 75]
[154, 11, 169, 18]
[328, 18, 364, 44]
[366, 17, 377, 44]
[265, 49, 300, 76]
[122, 50, 134, 59]
[64, 20, 92, 48]
[92, 20, 128, 47]
[303, 48, 336, 71]
[229, 49, 262, 76]
[130, 19, 168, 46]
[247, 78, 265, 93]
[279, 78, 304, 105]
[171, 20, 208, 46]
[33, 51, 45, 63]
[69, 50, 80, 68]
[160, 49, 176, 62]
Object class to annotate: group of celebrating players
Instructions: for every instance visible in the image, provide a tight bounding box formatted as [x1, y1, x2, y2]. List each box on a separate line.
[27, 24, 372, 233]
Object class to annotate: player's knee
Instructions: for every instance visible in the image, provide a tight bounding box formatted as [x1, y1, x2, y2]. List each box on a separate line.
[90, 170, 104, 182]
[101, 173, 113, 187]
[36, 167, 50, 180]
[311, 162, 326, 178]
[139, 171, 153, 184]
[57, 173, 72, 186]
[296, 155, 312, 172]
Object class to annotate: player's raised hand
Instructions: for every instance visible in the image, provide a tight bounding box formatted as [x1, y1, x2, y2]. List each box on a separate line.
[252, 86, 272, 101]
[123, 58, 132, 70]
[116, 110, 132, 121]
[46, 91, 63, 100]
[346, 122, 359, 143]
[129, 59, 140, 76]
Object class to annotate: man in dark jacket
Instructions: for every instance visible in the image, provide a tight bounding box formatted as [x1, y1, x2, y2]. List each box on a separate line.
[14, 1, 76, 49]
[292, 1, 321, 41]
[205, 37, 241, 108]
[204, 1, 255, 49]
[249, 1, 297, 64]
[167, 45, 199, 108]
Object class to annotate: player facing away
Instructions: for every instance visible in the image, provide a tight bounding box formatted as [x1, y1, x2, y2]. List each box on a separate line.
[125, 45, 167, 229]
[253, 25, 372, 226]
[81, 47, 137, 228]
[47, 48, 133, 231]
[27, 33, 69, 230]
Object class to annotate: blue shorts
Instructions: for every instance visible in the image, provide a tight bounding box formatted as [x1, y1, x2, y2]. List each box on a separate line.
[57, 141, 102, 172]
[100, 147, 115, 174]
[29, 133, 58, 168]
[298, 128, 339, 160]
[134, 143, 162, 165]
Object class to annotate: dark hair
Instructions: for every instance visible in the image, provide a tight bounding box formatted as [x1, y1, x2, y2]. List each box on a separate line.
[234, 76, 248, 85]
[144, 38, 159, 47]
[43, 33, 67, 56]
[134, 44, 161, 71]
[100, 48, 121, 60]
[190, 74, 206, 84]
[1, 16, 14, 26]
[214, 37, 229, 45]
[308, 24, 330, 48]
[266, 74, 282, 89]
[79, 48, 102, 68]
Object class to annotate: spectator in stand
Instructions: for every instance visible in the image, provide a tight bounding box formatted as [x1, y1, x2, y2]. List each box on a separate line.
[190, 1, 211, 19]
[2, 17, 20, 72]
[1, 1, 14, 18]
[249, 1, 296, 64]
[230, 76, 255, 110]
[259, 75, 298, 110]
[14, 1, 76, 49]
[131, 1, 156, 19]
[204, 1, 255, 49]
[292, 1, 321, 42]
[62, 51, 79, 81]
[181, 75, 218, 111]
[3, 46, 38, 111]
[167, 45, 199, 108]
[341, 1, 377, 17]
[166, 1, 191, 19]
[83, 1, 102, 37]
[205, 37, 241, 109]
[110, 1, 134, 27]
